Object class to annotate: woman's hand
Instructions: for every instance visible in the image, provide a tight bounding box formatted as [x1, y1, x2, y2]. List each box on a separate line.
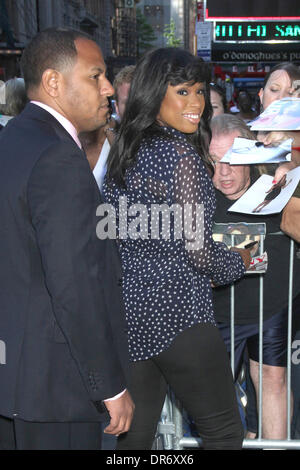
[104, 118, 117, 146]
[257, 130, 289, 147]
[257, 130, 300, 154]
[230, 246, 251, 270]
[273, 161, 297, 183]
[257, 130, 300, 183]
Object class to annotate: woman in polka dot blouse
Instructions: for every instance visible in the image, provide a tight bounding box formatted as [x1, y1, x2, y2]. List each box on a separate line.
[103, 48, 251, 450]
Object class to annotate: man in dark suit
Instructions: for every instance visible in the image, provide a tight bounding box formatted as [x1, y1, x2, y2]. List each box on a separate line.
[0, 28, 134, 450]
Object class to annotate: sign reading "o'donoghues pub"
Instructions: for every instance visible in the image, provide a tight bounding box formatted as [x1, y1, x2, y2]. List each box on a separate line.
[211, 42, 300, 63]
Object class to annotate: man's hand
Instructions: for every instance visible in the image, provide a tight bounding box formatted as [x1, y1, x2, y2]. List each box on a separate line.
[103, 390, 135, 436]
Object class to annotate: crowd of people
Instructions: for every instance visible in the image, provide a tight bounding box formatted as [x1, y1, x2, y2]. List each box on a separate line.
[0, 26, 300, 450]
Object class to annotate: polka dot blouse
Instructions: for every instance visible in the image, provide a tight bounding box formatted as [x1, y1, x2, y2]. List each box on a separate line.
[103, 126, 245, 362]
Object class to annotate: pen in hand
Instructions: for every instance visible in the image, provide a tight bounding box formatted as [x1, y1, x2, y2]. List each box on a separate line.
[244, 241, 258, 249]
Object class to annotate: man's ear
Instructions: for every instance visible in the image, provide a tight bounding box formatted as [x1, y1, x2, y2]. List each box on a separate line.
[258, 88, 263, 104]
[41, 69, 60, 98]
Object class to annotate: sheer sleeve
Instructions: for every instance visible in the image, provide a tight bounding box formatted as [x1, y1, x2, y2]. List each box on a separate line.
[172, 147, 245, 286]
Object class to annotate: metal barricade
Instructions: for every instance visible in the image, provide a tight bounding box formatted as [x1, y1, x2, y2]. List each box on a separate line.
[155, 230, 300, 450]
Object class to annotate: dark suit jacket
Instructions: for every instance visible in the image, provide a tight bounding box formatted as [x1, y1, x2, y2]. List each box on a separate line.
[0, 103, 129, 422]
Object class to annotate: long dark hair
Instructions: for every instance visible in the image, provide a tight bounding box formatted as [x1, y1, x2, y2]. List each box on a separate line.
[209, 82, 228, 113]
[107, 47, 213, 186]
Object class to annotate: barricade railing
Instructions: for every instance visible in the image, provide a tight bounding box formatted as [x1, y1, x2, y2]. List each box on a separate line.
[155, 228, 300, 450]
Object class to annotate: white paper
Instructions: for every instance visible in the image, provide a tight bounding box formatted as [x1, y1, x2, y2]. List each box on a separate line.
[248, 252, 268, 273]
[196, 22, 212, 50]
[228, 166, 300, 215]
[250, 97, 300, 131]
[221, 137, 292, 165]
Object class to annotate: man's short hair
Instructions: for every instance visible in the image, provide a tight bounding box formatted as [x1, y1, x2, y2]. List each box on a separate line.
[113, 65, 136, 103]
[20, 28, 90, 93]
[210, 114, 255, 140]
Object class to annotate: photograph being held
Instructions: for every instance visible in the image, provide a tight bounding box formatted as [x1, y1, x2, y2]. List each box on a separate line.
[104, 47, 252, 450]
[256, 62, 300, 182]
[252, 174, 292, 213]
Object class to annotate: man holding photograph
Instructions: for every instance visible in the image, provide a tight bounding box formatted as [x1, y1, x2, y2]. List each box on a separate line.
[210, 114, 300, 440]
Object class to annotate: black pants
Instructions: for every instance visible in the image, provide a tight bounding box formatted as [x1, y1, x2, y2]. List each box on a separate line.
[117, 323, 244, 450]
[0, 415, 102, 450]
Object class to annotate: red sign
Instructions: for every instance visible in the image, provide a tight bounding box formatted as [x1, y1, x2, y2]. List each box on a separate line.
[197, 1, 205, 22]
